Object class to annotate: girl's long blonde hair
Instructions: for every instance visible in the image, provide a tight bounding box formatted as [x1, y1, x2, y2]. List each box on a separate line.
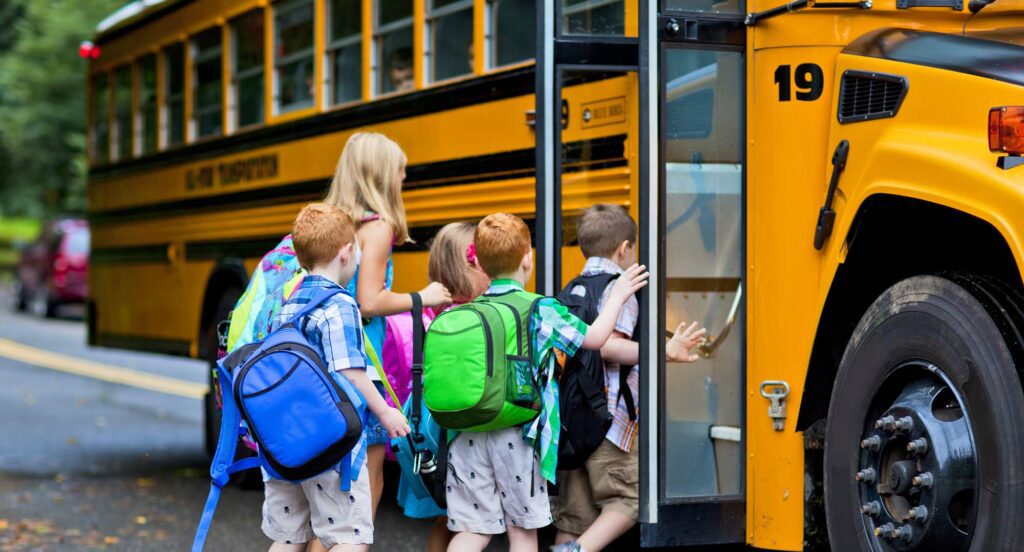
[428, 222, 477, 302]
[325, 132, 410, 243]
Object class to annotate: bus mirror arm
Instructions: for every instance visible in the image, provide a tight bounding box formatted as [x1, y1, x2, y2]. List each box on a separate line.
[813, 140, 851, 251]
[745, 0, 871, 26]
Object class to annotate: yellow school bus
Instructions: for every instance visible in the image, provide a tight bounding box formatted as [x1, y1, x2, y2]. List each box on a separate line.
[87, 0, 1024, 549]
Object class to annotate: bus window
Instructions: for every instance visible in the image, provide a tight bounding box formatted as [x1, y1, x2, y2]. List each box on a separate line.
[138, 54, 158, 155]
[113, 65, 133, 161]
[163, 42, 185, 147]
[663, 0, 745, 13]
[375, 0, 414, 94]
[231, 9, 265, 128]
[561, 0, 624, 36]
[426, 0, 473, 83]
[192, 27, 223, 139]
[90, 74, 109, 164]
[489, 0, 535, 67]
[328, 0, 362, 105]
[275, 0, 316, 112]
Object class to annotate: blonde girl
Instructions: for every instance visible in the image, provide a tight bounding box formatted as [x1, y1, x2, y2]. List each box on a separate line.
[325, 132, 452, 520]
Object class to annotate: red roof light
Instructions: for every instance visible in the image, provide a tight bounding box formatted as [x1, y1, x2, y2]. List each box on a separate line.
[79, 41, 101, 60]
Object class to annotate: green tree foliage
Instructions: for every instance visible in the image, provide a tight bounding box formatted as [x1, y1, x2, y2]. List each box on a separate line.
[0, 0, 123, 217]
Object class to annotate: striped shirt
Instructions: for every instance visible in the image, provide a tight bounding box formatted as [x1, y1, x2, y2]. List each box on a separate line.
[582, 257, 640, 453]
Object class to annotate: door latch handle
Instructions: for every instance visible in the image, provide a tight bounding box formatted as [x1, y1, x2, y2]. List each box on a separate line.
[760, 380, 790, 431]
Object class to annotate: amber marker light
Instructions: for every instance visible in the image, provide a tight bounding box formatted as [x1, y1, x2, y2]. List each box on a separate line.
[989, 106, 1024, 154]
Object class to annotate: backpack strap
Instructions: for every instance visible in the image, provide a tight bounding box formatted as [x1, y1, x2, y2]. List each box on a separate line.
[409, 292, 424, 439]
[619, 364, 637, 421]
[192, 361, 261, 552]
[287, 286, 346, 327]
[364, 329, 403, 414]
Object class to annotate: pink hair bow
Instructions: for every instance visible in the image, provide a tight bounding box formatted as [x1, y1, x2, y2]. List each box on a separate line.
[466, 243, 478, 265]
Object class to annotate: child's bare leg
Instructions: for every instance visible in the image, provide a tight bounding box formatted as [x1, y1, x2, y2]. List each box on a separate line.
[447, 531, 492, 552]
[554, 530, 579, 545]
[576, 510, 636, 552]
[305, 538, 328, 552]
[367, 444, 385, 518]
[270, 543, 308, 552]
[328, 544, 369, 552]
[506, 526, 538, 552]
[428, 516, 453, 552]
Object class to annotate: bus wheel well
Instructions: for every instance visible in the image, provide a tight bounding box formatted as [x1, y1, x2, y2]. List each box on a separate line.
[198, 259, 248, 360]
[796, 194, 1023, 431]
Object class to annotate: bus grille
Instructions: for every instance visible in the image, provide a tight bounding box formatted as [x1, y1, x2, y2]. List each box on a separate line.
[838, 71, 908, 124]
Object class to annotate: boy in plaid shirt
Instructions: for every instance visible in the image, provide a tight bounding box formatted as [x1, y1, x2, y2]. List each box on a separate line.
[266, 203, 410, 551]
[550, 204, 706, 552]
[445, 213, 649, 552]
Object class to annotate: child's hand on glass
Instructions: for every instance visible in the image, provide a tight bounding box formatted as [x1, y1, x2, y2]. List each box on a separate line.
[420, 281, 452, 308]
[666, 321, 707, 363]
[379, 407, 411, 438]
[609, 264, 649, 305]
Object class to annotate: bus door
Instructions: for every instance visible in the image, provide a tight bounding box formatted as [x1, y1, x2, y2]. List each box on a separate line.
[534, 0, 638, 294]
[637, 0, 747, 546]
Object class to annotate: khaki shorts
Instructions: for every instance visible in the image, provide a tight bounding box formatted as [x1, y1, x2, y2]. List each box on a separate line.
[445, 427, 553, 534]
[551, 439, 638, 535]
[262, 465, 373, 547]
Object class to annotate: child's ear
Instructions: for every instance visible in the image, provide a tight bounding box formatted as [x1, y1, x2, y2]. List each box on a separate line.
[616, 240, 631, 258]
[338, 242, 354, 264]
[521, 250, 533, 273]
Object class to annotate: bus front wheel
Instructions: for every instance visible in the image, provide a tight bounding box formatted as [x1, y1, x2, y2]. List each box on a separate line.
[824, 275, 1024, 551]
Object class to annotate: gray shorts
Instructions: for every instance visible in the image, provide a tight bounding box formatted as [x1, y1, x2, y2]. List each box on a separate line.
[262, 465, 373, 547]
[445, 426, 553, 534]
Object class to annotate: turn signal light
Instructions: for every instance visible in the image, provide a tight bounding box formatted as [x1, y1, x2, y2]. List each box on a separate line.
[989, 106, 1024, 154]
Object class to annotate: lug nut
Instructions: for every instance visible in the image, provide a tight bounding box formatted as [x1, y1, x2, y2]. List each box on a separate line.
[907, 438, 928, 455]
[893, 416, 915, 433]
[856, 468, 877, 484]
[875, 523, 895, 538]
[907, 505, 928, 522]
[861, 435, 882, 451]
[860, 501, 881, 516]
[912, 472, 934, 489]
[875, 416, 896, 430]
[892, 524, 914, 542]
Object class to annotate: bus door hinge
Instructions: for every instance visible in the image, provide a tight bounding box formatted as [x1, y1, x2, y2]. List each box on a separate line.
[813, 139, 850, 250]
[760, 380, 791, 431]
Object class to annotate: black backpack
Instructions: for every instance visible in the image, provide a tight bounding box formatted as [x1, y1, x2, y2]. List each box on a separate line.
[555, 273, 637, 472]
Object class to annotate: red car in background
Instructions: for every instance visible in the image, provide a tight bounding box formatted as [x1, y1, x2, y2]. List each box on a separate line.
[12, 219, 90, 317]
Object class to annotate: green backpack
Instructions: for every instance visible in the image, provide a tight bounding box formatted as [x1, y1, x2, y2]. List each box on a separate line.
[423, 290, 543, 432]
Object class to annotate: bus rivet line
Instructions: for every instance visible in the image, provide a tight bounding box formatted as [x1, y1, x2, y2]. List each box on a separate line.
[907, 437, 928, 455]
[860, 501, 881, 516]
[911, 472, 934, 489]
[856, 468, 876, 484]
[907, 505, 928, 522]
[860, 435, 882, 451]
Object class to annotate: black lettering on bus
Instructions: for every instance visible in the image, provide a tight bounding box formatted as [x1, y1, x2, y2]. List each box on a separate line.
[774, 63, 824, 102]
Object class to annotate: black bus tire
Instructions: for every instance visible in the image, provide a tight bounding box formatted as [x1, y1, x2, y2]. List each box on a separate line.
[824, 275, 1024, 551]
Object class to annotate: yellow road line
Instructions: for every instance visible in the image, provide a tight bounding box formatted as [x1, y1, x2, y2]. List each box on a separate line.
[0, 339, 208, 399]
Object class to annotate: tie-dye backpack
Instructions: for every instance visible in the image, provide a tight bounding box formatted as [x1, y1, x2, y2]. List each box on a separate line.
[226, 235, 306, 352]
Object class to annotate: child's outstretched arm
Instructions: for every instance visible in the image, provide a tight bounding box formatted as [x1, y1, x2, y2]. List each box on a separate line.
[580, 264, 649, 350]
[356, 220, 451, 317]
[601, 321, 707, 365]
[341, 368, 411, 439]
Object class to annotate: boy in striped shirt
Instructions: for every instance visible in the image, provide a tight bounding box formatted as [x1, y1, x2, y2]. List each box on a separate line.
[550, 204, 706, 552]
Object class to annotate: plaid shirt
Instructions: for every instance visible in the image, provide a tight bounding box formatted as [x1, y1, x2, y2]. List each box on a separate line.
[581, 257, 641, 452]
[271, 274, 370, 477]
[485, 278, 587, 483]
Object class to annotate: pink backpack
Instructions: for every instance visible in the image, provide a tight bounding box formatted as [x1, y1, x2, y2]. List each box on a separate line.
[381, 309, 435, 460]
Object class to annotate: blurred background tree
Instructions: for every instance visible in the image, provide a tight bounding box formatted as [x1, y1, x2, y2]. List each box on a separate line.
[0, 0, 124, 218]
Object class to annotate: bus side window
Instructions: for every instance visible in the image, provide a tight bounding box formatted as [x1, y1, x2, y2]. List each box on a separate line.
[374, 0, 414, 95]
[90, 73, 110, 165]
[231, 9, 265, 129]
[561, 0, 625, 36]
[113, 65, 133, 161]
[426, 0, 473, 83]
[489, 0, 535, 68]
[163, 42, 186, 148]
[192, 27, 224, 139]
[137, 54, 158, 155]
[327, 0, 363, 105]
[274, 0, 316, 113]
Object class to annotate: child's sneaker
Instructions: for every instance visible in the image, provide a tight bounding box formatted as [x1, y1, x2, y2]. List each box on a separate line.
[549, 542, 586, 552]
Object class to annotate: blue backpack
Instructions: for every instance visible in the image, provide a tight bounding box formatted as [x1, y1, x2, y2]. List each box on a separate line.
[192, 288, 365, 551]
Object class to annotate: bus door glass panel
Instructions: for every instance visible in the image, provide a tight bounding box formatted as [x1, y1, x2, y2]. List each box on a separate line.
[661, 47, 743, 499]
[561, 0, 625, 35]
[662, 0, 744, 14]
[559, 69, 633, 283]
